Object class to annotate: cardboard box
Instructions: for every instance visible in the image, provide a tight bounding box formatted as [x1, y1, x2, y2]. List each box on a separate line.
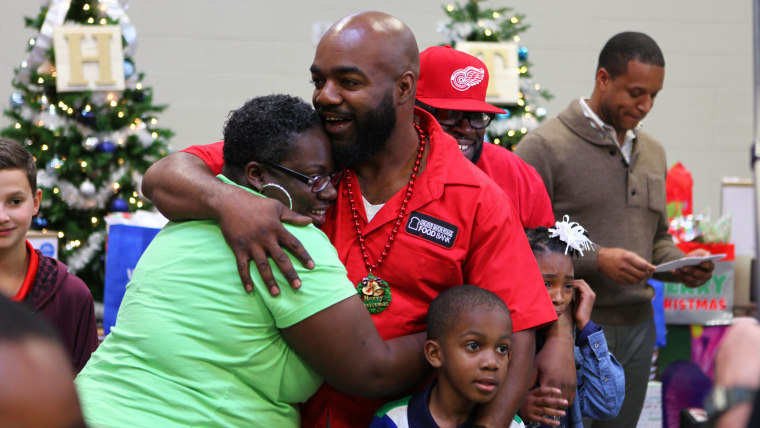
[26, 230, 59, 259]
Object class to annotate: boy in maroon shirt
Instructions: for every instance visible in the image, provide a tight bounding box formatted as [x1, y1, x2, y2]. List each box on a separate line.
[0, 138, 98, 373]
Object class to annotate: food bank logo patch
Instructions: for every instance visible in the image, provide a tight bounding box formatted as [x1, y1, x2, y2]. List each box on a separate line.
[450, 66, 484, 91]
[405, 211, 458, 248]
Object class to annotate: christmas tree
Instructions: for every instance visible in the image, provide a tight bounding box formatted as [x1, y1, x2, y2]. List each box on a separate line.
[1, 0, 172, 299]
[437, 0, 553, 150]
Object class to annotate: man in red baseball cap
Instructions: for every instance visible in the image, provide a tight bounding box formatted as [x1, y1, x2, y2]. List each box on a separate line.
[416, 45, 554, 229]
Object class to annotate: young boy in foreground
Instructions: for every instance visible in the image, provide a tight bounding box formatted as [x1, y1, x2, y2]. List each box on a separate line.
[0, 138, 98, 373]
[371, 285, 523, 428]
[0, 294, 87, 428]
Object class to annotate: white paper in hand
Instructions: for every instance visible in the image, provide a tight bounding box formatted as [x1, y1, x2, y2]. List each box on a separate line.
[654, 254, 726, 273]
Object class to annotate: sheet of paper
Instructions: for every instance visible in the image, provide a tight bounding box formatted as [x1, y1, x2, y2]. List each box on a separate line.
[654, 254, 726, 273]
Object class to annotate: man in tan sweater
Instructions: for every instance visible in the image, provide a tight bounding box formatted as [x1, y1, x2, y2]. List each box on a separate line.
[515, 32, 714, 428]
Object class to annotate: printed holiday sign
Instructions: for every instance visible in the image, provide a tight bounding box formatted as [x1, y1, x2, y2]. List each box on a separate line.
[662, 245, 734, 325]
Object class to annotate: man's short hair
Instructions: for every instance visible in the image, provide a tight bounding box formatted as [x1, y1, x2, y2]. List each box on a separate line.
[597, 31, 665, 79]
[222, 94, 322, 179]
[0, 295, 60, 344]
[427, 285, 510, 341]
[0, 138, 37, 191]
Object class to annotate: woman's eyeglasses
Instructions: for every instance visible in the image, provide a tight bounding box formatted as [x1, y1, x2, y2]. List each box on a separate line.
[265, 162, 343, 193]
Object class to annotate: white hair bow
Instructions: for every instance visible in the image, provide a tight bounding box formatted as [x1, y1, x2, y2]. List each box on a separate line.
[548, 215, 595, 256]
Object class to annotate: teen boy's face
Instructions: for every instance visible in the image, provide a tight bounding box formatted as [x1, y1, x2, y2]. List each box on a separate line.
[435, 306, 512, 405]
[0, 169, 40, 253]
[536, 252, 575, 317]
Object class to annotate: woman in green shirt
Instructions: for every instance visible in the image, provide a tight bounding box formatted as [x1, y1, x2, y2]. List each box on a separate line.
[75, 95, 428, 428]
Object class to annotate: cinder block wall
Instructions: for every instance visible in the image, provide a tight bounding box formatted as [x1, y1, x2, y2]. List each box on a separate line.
[0, 0, 753, 214]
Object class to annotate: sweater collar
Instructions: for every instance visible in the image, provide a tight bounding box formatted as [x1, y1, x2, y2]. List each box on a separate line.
[578, 98, 638, 163]
[559, 98, 639, 149]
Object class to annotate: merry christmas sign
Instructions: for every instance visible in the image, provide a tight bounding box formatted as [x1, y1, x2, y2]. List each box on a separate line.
[663, 243, 734, 325]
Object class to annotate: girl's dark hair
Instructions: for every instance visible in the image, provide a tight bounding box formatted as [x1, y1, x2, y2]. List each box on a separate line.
[526, 226, 582, 258]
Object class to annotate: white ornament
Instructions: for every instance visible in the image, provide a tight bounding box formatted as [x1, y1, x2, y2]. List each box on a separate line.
[84, 136, 99, 150]
[80, 179, 96, 197]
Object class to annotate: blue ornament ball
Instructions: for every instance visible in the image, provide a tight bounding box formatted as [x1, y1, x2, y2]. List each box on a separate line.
[79, 109, 95, 126]
[123, 60, 135, 78]
[97, 141, 117, 154]
[9, 92, 24, 109]
[110, 198, 129, 212]
[518, 46, 528, 62]
[497, 111, 512, 120]
[31, 217, 48, 230]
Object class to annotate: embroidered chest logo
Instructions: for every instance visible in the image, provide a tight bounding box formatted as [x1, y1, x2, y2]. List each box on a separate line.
[405, 211, 458, 248]
[450, 66, 484, 91]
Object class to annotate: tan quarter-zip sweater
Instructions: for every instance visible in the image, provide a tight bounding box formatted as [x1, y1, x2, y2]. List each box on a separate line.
[515, 99, 684, 325]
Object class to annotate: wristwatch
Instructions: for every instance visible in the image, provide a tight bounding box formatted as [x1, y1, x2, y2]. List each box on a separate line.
[704, 386, 757, 419]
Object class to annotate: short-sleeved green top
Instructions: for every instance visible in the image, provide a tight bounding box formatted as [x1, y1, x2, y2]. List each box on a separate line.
[75, 176, 357, 428]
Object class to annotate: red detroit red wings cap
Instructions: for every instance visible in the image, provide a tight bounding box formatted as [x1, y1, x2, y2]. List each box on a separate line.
[417, 45, 506, 114]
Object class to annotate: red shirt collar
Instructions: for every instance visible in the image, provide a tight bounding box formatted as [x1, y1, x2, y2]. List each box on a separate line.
[11, 240, 38, 302]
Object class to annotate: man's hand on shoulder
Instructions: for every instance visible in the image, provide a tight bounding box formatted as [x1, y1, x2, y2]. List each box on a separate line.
[215, 187, 314, 295]
[142, 151, 315, 296]
[597, 247, 655, 285]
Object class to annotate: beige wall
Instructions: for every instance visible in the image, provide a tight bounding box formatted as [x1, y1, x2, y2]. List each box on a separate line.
[0, 0, 753, 215]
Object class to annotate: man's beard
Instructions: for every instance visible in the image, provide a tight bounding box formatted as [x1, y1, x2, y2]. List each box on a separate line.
[332, 92, 396, 168]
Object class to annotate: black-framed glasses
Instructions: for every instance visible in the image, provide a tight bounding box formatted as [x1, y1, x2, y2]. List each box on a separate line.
[265, 161, 342, 193]
[424, 106, 495, 129]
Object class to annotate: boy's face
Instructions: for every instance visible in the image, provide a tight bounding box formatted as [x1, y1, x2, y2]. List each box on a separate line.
[0, 169, 40, 254]
[427, 306, 512, 406]
[536, 252, 575, 316]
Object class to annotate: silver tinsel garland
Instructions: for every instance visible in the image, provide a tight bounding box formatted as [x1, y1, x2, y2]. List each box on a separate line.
[37, 166, 127, 210]
[66, 230, 106, 273]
